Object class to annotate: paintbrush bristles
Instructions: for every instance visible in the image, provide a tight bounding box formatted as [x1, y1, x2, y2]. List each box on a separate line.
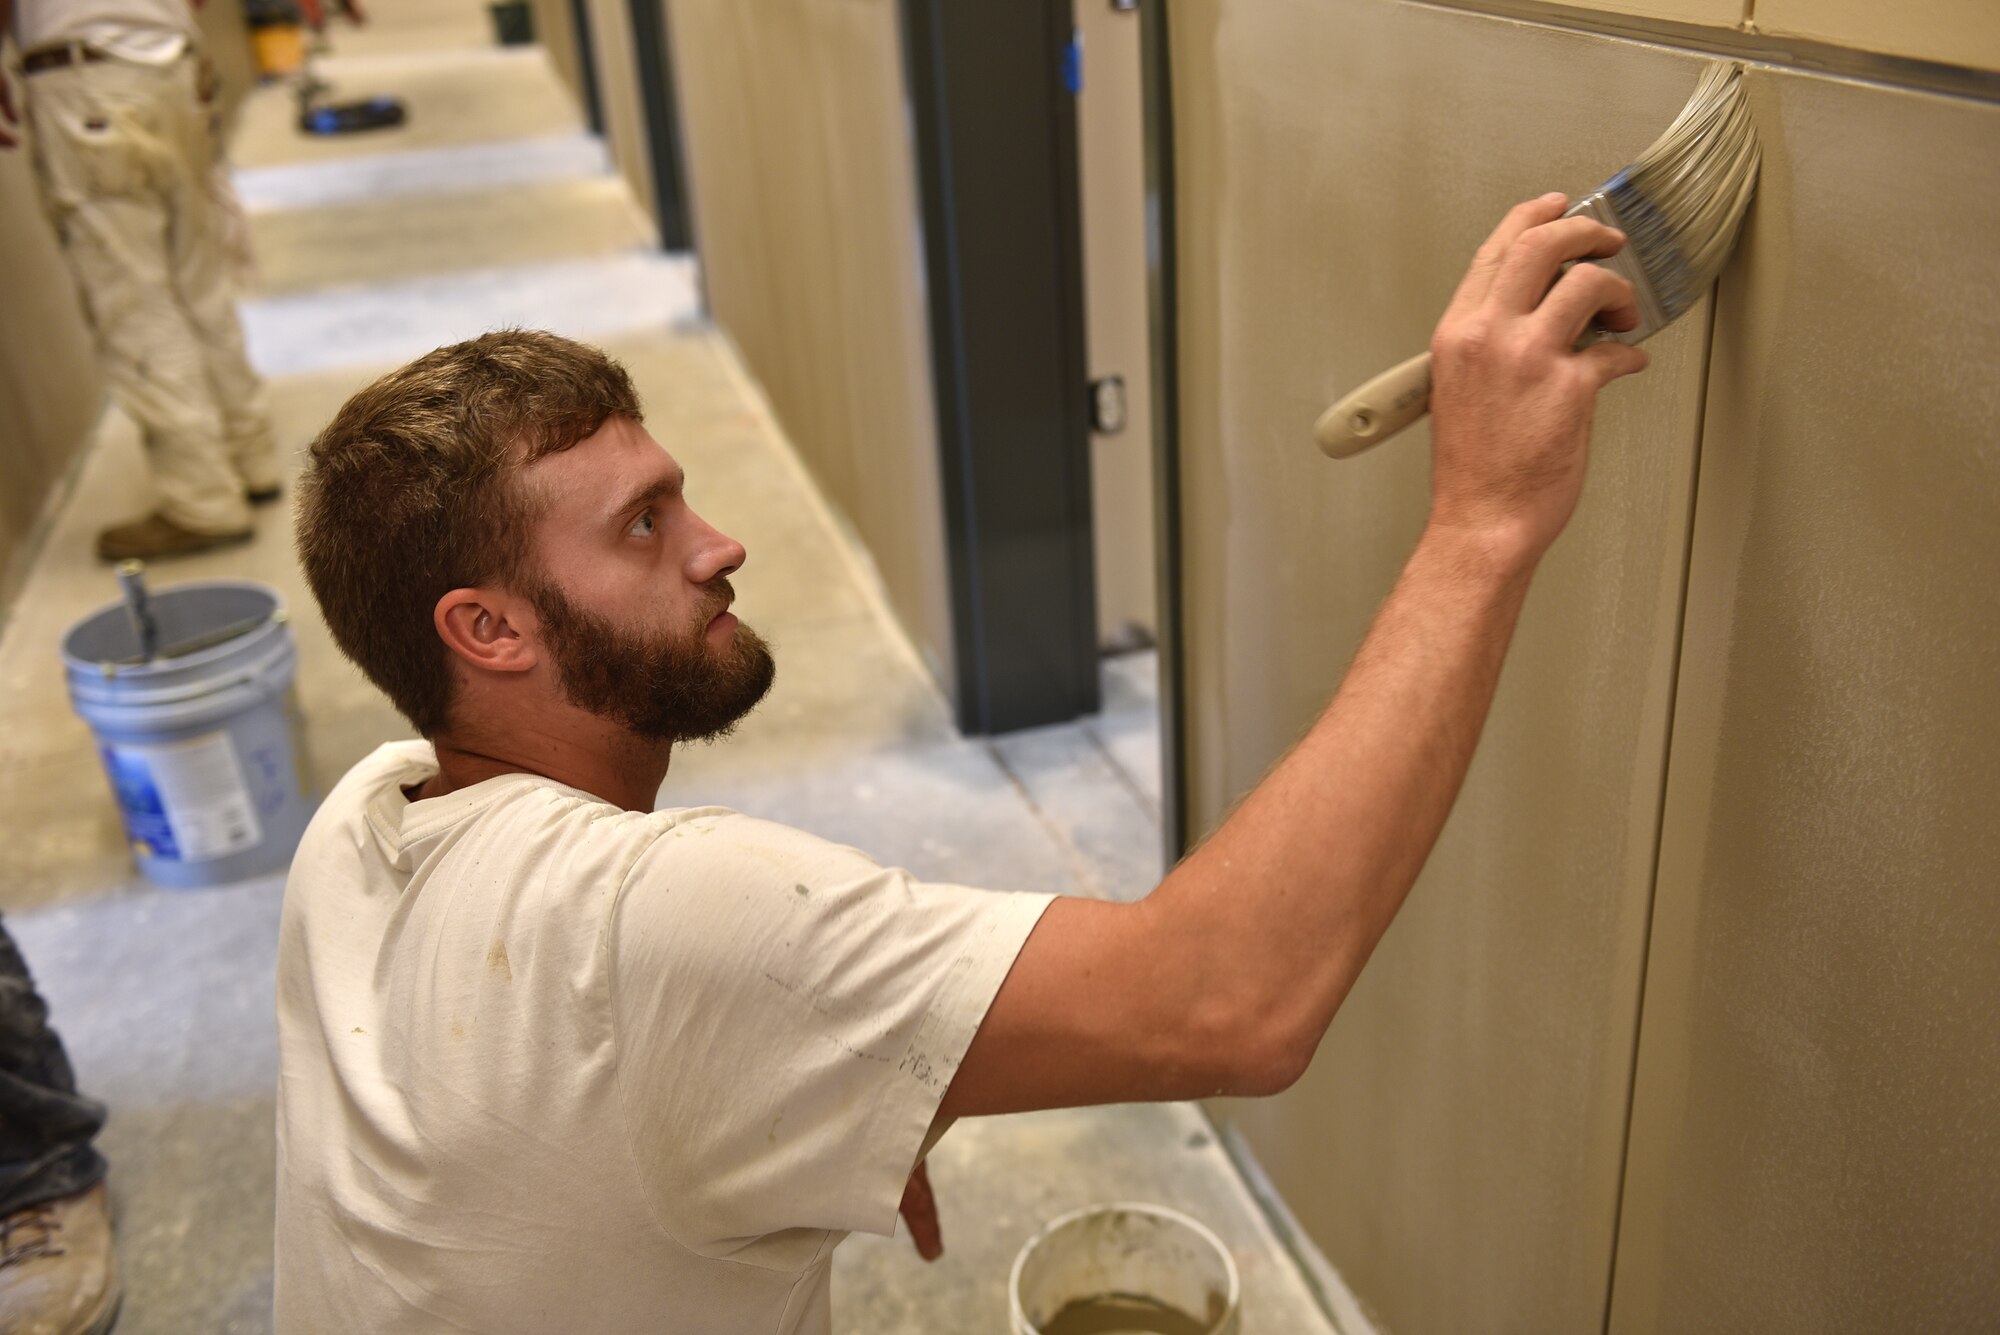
[1602, 64, 1761, 322]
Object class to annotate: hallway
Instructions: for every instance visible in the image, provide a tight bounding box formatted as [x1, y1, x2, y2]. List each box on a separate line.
[6, 0, 1986, 1327]
[0, 5, 1336, 1331]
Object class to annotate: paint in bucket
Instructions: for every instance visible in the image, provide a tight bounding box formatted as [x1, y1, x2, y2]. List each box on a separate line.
[62, 575, 316, 889]
[1010, 1203, 1241, 1335]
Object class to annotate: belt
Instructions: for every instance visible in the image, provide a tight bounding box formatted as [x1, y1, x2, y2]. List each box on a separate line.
[21, 45, 112, 75]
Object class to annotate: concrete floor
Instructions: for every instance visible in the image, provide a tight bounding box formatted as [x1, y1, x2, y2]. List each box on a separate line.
[0, 10, 1340, 1333]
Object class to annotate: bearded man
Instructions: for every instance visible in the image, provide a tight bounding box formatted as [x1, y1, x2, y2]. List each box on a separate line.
[277, 194, 1647, 1333]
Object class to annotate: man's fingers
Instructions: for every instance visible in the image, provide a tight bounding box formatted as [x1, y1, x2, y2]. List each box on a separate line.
[1489, 216, 1627, 314]
[1594, 298, 1642, 335]
[1535, 262, 1637, 348]
[1575, 339, 1650, 388]
[898, 1164, 943, 1262]
[1447, 193, 1568, 315]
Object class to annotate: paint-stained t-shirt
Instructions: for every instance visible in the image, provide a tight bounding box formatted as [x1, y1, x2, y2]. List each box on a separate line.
[273, 741, 1052, 1335]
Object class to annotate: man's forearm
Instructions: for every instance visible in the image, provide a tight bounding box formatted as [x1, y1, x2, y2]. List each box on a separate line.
[940, 198, 1644, 1118]
[1152, 521, 1539, 1089]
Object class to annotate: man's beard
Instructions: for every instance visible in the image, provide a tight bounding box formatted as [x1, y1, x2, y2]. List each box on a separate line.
[525, 575, 775, 743]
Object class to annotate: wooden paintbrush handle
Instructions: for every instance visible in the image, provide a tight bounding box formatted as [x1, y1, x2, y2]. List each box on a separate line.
[1314, 351, 1433, 458]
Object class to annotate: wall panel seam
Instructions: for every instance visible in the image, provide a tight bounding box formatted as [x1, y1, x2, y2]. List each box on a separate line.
[1597, 289, 1724, 1335]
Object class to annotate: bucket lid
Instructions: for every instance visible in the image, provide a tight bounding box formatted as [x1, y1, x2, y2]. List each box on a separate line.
[62, 580, 291, 703]
[64, 580, 279, 667]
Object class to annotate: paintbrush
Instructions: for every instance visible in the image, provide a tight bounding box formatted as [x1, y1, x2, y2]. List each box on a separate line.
[1315, 63, 1760, 459]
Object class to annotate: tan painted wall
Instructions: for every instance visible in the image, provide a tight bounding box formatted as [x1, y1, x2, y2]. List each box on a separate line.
[0, 81, 106, 614]
[1757, 0, 2000, 71]
[1173, 2, 2000, 1332]
[1607, 68, 2000, 1335]
[1077, 0, 1156, 649]
[663, 0, 954, 688]
[1175, 5, 1715, 1328]
[531, 0, 585, 113]
[583, 0, 656, 232]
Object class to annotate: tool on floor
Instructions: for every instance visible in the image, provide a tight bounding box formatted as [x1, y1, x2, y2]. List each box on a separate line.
[297, 78, 406, 135]
[1314, 63, 1761, 459]
[63, 577, 318, 890]
[292, 22, 405, 136]
[284, 0, 398, 133]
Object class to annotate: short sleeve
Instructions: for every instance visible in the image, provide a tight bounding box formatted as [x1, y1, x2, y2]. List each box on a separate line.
[608, 811, 1053, 1256]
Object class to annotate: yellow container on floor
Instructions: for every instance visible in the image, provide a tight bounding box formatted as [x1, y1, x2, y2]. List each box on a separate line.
[252, 23, 304, 78]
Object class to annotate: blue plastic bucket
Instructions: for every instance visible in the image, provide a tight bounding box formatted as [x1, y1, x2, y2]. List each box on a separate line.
[62, 580, 316, 889]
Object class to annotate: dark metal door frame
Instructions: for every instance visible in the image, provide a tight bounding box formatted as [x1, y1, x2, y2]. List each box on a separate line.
[898, 0, 1101, 734]
[627, 0, 694, 251]
[1137, 0, 1188, 857]
[566, 0, 604, 136]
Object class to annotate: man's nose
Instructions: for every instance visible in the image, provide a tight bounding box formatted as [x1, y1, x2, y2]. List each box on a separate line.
[690, 518, 746, 583]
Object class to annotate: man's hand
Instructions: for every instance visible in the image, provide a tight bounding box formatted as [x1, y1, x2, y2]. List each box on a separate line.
[898, 1162, 943, 1262]
[1428, 192, 1651, 562]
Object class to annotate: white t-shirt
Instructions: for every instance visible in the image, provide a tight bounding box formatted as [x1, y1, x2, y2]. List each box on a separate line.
[12, 0, 196, 64]
[274, 741, 1053, 1334]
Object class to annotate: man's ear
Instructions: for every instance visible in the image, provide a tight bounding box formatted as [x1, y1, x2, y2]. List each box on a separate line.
[434, 588, 538, 675]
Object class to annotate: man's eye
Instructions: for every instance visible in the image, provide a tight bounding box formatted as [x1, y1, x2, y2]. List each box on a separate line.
[628, 511, 656, 537]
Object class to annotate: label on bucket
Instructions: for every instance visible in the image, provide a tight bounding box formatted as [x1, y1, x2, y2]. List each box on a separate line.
[101, 732, 263, 863]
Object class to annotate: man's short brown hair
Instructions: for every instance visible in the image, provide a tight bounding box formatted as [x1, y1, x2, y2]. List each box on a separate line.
[296, 330, 642, 735]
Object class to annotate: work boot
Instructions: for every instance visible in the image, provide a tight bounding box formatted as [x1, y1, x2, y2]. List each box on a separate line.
[0, 1184, 122, 1335]
[96, 512, 253, 562]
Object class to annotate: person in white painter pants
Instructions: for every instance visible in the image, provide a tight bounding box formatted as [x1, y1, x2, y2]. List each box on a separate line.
[1, 0, 279, 562]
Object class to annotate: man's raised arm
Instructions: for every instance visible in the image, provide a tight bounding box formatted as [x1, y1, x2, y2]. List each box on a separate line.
[941, 193, 1651, 1119]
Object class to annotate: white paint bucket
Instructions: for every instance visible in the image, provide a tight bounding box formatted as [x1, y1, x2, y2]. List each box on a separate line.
[62, 580, 316, 889]
[1010, 1203, 1242, 1335]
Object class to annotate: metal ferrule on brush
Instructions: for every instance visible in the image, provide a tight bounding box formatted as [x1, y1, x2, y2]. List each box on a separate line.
[1564, 188, 1670, 345]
